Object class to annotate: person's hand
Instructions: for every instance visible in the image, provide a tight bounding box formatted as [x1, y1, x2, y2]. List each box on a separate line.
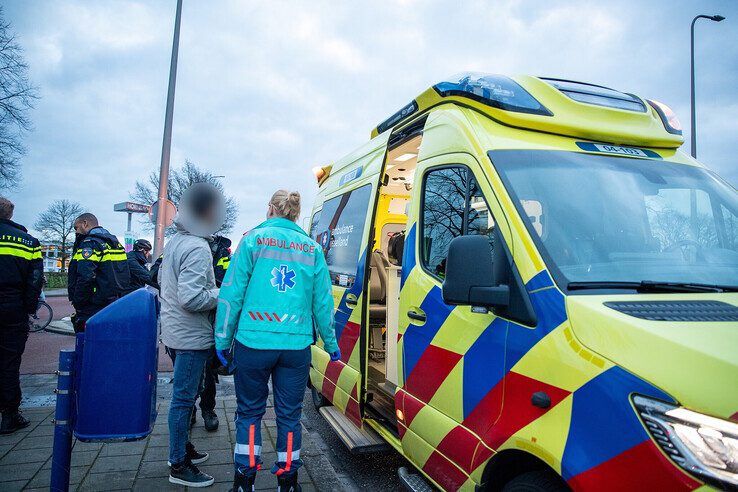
[216, 349, 231, 367]
[330, 349, 341, 362]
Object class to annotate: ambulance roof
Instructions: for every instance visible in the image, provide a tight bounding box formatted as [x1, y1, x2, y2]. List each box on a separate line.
[371, 73, 684, 149]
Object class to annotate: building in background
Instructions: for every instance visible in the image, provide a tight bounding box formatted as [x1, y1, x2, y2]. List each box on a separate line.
[40, 241, 68, 272]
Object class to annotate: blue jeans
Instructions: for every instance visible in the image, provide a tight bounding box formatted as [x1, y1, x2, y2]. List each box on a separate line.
[233, 342, 310, 477]
[168, 348, 210, 465]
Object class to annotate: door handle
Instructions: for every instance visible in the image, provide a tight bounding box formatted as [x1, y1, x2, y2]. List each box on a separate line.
[407, 310, 426, 323]
[345, 294, 358, 307]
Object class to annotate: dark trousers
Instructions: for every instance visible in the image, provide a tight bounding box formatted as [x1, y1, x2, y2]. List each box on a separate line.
[0, 320, 29, 413]
[233, 342, 310, 477]
[166, 347, 217, 413]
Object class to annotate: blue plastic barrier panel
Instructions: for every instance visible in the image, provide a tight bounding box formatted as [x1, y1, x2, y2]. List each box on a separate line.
[74, 289, 159, 442]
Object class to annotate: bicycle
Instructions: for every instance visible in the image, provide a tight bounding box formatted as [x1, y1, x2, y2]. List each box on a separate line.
[29, 300, 53, 333]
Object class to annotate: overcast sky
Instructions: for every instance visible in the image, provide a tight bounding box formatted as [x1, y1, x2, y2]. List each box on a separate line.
[4, 0, 737, 244]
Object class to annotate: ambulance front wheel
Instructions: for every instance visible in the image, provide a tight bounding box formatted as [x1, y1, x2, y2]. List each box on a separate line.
[311, 386, 330, 410]
[501, 470, 568, 492]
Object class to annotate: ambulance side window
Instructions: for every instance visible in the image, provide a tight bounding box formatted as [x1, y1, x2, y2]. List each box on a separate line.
[421, 166, 496, 280]
[310, 185, 373, 288]
[421, 167, 466, 279]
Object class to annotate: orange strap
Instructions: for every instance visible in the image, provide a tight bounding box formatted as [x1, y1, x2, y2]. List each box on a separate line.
[249, 424, 256, 468]
[285, 431, 293, 472]
[275, 431, 294, 476]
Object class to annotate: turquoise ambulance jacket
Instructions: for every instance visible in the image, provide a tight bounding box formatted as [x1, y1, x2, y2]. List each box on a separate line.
[214, 217, 339, 353]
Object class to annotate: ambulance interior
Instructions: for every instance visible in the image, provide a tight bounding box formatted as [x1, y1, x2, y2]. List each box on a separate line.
[366, 133, 422, 418]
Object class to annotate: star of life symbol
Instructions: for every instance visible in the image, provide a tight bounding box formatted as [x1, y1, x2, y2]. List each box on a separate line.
[271, 265, 296, 292]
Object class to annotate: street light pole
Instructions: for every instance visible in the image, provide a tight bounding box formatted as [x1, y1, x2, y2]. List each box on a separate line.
[690, 13, 725, 158]
[153, 0, 183, 259]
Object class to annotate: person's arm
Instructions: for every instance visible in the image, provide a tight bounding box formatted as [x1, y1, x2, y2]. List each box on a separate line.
[177, 245, 219, 312]
[71, 241, 100, 309]
[312, 251, 339, 354]
[23, 240, 44, 313]
[128, 256, 150, 290]
[214, 236, 253, 350]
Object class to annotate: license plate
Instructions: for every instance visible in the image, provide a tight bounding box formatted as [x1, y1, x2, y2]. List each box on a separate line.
[593, 144, 648, 157]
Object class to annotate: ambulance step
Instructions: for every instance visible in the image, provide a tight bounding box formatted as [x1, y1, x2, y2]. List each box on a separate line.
[398, 467, 434, 492]
[318, 406, 390, 454]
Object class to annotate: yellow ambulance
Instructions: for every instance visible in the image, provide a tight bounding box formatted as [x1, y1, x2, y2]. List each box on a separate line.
[307, 73, 738, 491]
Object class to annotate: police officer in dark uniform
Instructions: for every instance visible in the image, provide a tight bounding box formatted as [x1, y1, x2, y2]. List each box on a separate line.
[68, 213, 132, 333]
[127, 239, 153, 290]
[211, 235, 231, 286]
[0, 197, 43, 434]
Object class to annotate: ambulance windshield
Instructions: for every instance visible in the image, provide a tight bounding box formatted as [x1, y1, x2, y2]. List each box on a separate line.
[491, 150, 738, 289]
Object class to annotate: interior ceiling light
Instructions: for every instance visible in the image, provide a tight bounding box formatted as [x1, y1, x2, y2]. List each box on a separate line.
[394, 153, 417, 162]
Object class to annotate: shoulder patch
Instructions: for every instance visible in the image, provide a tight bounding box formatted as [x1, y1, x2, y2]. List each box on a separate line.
[81, 247, 94, 259]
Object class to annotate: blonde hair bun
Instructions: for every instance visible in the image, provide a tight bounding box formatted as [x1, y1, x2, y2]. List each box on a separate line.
[270, 189, 301, 222]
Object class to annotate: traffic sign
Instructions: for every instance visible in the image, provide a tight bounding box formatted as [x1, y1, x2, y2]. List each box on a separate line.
[149, 199, 177, 227]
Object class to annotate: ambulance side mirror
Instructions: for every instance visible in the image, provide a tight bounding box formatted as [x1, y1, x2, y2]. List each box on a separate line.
[442, 235, 510, 311]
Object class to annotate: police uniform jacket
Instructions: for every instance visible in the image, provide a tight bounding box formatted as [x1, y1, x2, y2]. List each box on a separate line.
[70, 227, 131, 318]
[0, 219, 43, 323]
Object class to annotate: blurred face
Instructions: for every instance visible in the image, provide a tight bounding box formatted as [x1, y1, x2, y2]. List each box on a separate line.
[142, 249, 152, 261]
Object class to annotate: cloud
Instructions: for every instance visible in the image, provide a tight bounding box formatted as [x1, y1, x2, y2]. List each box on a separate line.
[3, 0, 736, 247]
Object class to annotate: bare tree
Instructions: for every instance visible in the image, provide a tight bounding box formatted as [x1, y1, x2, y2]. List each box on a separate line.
[131, 160, 238, 236]
[34, 199, 83, 272]
[0, 7, 39, 190]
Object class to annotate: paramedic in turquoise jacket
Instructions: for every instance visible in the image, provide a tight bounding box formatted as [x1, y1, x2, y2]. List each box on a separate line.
[214, 189, 339, 492]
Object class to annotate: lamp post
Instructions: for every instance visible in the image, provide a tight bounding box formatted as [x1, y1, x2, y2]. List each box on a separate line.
[153, 0, 183, 259]
[690, 14, 725, 158]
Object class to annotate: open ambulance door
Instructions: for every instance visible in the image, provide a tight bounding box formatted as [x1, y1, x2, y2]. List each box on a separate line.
[308, 131, 390, 449]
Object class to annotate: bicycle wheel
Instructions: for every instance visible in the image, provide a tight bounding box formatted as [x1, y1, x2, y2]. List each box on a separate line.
[29, 301, 53, 332]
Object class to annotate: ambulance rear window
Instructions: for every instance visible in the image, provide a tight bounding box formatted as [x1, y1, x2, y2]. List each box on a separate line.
[433, 73, 551, 116]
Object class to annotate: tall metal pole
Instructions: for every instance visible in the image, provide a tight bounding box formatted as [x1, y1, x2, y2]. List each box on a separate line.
[153, 0, 183, 259]
[690, 14, 726, 159]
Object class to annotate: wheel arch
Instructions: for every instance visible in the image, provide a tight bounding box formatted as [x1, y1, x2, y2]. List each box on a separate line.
[479, 449, 568, 491]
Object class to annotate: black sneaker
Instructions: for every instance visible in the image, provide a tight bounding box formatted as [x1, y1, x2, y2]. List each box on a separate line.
[277, 473, 301, 492]
[0, 411, 30, 435]
[169, 459, 214, 488]
[168, 442, 209, 466]
[230, 470, 255, 492]
[202, 410, 219, 432]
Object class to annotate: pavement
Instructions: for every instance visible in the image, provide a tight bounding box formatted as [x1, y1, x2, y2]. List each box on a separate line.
[2, 373, 356, 491]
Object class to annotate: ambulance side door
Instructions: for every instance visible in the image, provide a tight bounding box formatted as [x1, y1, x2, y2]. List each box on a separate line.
[396, 153, 512, 488]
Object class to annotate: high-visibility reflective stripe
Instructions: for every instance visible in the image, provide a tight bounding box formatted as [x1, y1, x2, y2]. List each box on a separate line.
[252, 248, 313, 266]
[277, 449, 300, 462]
[0, 246, 42, 260]
[285, 431, 293, 472]
[72, 248, 127, 262]
[249, 424, 256, 468]
[0, 241, 40, 252]
[234, 443, 261, 456]
[217, 256, 230, 268]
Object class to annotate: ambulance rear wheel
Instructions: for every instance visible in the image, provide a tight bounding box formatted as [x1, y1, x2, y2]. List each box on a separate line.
[502, 470, 568, 492]
[311, 386, 330, 409]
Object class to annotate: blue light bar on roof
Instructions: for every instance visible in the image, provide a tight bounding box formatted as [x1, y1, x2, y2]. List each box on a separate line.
[433, 73, 552, 116]
[542, 78, 646, 113]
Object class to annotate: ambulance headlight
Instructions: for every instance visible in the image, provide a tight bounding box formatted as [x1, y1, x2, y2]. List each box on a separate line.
[633, 395, 738, 488]
[647, 99, 683, 135]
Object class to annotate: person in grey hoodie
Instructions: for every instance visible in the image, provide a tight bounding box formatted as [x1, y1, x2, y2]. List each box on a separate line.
[159, 183, 225, 488]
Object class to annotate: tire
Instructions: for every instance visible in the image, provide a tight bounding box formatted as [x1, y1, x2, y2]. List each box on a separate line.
[311, 386, 330, 410]
[502, 470, 569, 492]
[29, 301, 53, 332]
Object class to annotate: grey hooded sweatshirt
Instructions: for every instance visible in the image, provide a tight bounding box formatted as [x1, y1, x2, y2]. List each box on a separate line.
[159, 212, 219, 351]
